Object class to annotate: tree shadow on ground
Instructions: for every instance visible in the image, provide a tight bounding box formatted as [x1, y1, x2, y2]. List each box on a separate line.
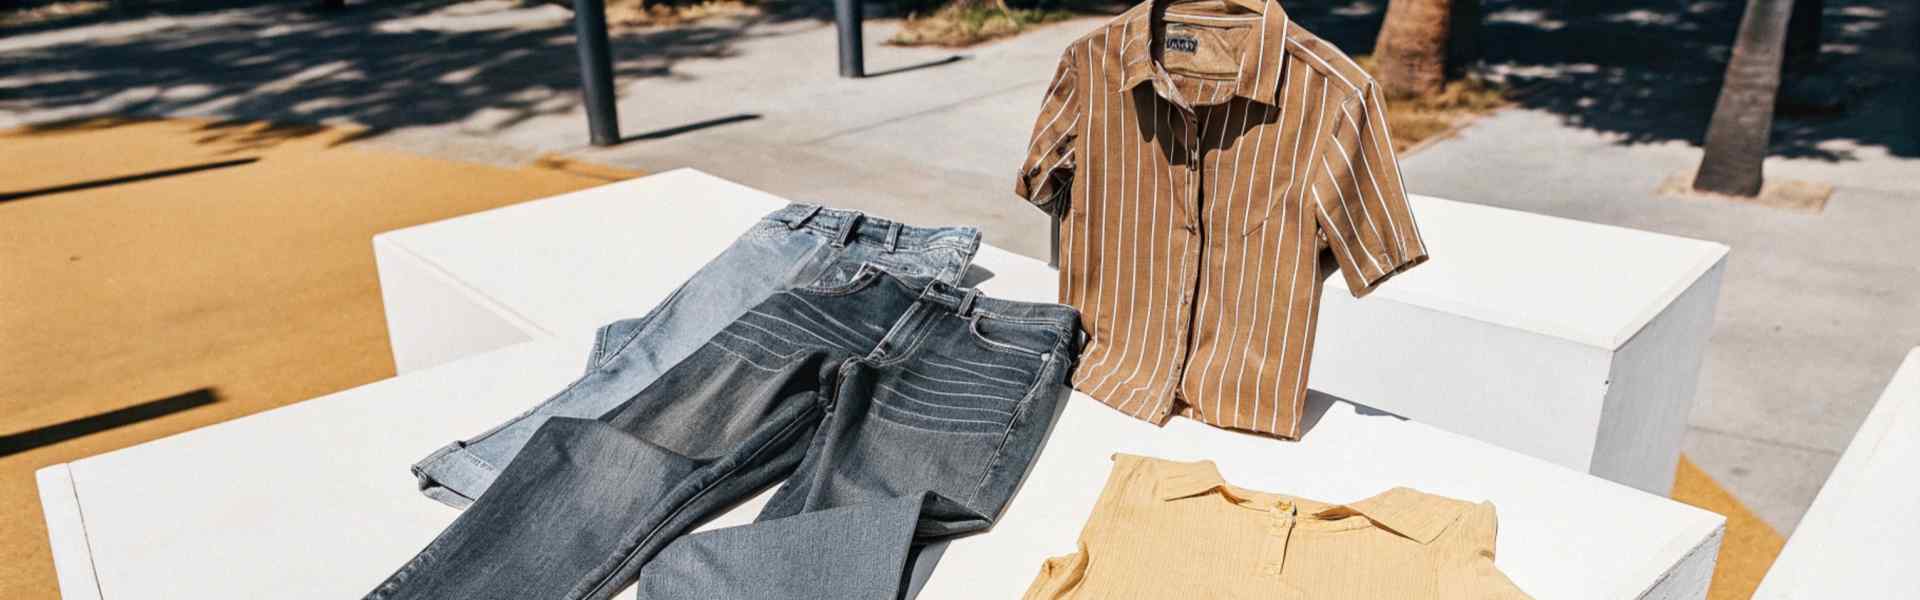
[6, 0, 1914, 159]
[1286, 0, 1919, 161]
[0, 0, 831, 145]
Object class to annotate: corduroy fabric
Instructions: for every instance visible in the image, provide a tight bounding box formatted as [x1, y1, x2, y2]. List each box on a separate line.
[1015, 0, 1428, 439]
[1023, 455, 1533, 600]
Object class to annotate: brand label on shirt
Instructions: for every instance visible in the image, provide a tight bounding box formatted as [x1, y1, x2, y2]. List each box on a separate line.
[1167, 34, 1199, 54]
[1162, 22, 1242, 78]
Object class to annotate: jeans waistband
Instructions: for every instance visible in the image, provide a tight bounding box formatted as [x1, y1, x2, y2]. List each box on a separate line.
[918, 279, 1080, 343]
[769, 204, 981, 254]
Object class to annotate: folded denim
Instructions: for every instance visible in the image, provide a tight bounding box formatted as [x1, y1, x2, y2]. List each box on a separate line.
[411, 204, 982, 507]
[367, 270, 1080, 600]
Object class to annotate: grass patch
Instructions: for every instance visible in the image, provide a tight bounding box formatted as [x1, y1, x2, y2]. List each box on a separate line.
[605, 0, 758, 28]
[1354, 55, 1509, 152]
[0, 0, 107, 27]
[890, 2, 1076, 48]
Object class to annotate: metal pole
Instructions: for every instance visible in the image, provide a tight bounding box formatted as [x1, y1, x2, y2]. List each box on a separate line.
[834, 0, 865, 78]
[575, 0, 621, 146]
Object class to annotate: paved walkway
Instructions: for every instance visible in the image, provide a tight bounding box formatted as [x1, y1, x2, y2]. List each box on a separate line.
[6, 0, 1917, 545]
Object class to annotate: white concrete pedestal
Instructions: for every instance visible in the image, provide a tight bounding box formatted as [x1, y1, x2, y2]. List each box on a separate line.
[374, 169, 1726, 495]
[1312, 196, 1727, 495]
[1754, 347, 1920, 599]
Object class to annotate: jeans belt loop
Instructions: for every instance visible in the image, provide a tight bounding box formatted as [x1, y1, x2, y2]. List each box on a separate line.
[788, 205, 823, 230]
[884, 222, 901, 253]
[833, 212, 863, 248]
[958, 288, 980, 317]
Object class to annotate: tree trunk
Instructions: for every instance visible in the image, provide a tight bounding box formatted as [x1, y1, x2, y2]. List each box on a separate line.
[1373, 0, 1452, 98]
[1694, 0, 1794, 197]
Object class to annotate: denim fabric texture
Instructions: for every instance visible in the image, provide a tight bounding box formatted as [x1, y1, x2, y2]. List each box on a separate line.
[410, 204, 982, 507]
[368, 270, 1079, 600]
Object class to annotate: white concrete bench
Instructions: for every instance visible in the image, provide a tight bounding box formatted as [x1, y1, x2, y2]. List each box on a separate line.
[1754, 347, 1920, 599]
[374, 168, 1727, 495]
[35, 339, 1725, 600]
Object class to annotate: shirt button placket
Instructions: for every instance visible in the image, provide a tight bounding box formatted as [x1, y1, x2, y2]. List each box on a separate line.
[1167, 108, 1198, 388]
[1181, 109, 1199, 306]
[1259, 502, 1297, 578]
[1175, 110, 1190, 234]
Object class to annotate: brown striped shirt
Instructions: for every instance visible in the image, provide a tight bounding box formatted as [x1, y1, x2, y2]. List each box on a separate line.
[1015, 0, 1428, 439]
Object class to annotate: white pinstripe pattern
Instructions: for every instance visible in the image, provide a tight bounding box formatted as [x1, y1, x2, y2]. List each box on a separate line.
[1262, 65, 1314, 433]
[1087, 91, 1163, 404]
[1217, 100, 1275, 428]
[1015, 0, 1425, 438]
[1187, 94, 1245, 423]
[1121, 96, 1185, 410]
[1235, 63, 1296, 430]
[1081, 28, 1114, 389]
[1077, 25, 1125, 393]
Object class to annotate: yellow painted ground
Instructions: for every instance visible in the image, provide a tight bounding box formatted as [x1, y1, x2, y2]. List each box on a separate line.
[0, 118, 638, 598]
[1672, 455, 1788, 600]
[0, 118, 1786, 599]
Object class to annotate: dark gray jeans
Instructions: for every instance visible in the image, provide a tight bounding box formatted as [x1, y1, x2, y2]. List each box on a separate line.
[368, 271, 1079, 600]
[412, 204, 981, 507]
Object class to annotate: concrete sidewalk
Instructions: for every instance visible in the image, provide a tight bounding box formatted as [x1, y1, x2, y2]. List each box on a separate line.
[561, 16, 1096, 259]
[0, 0, 1097, 256]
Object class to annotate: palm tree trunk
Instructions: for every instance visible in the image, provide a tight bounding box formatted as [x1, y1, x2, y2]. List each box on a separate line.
[1373, 0, 1452, 98]
[1694, 0, 1795, 197]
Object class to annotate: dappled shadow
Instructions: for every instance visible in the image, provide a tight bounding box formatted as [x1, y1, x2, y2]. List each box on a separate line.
[1285, 0, 1920, 160]
[8, 1, 1912, 159]
[0, 0, 828, 145]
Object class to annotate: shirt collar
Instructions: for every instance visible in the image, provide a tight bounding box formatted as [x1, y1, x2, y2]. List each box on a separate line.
[1152, 459, 1470, 545]
[1152, 458, 1240, 501]
[1321, 487, 1473, 544]
[1115, 0, 1292, 106]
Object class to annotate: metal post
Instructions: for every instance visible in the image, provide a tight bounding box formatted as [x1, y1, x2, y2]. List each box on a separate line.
[834, 0, 865, 78]
[575, 0, 621, 146]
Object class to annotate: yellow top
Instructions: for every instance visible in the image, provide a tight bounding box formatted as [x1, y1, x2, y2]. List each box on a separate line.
[1023, 454, 1533, 600]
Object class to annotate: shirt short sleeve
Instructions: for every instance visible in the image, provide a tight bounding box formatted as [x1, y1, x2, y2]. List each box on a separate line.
[1309, 81, 1428, 297]
[1015, 51, 1079, 215]
[1437, 502, 1534, 600]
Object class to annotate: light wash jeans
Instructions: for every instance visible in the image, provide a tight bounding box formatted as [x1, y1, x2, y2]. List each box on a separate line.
[410, 204, 982, 507]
